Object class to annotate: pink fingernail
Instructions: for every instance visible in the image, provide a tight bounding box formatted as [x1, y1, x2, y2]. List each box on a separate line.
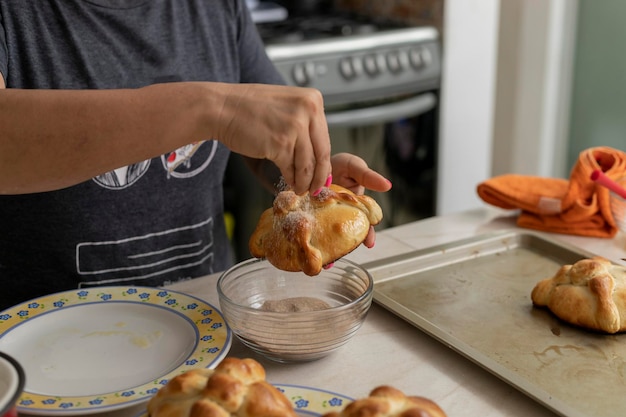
[386, 179, 393, 189]
[325, 174, 333, 187]
[323, 262, 334, 269]
[312, 187, 322, 196]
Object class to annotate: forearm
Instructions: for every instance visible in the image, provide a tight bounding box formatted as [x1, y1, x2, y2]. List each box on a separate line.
[0, 82, 224, 194]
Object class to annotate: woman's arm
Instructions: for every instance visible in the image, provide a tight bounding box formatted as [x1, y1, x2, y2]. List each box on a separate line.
[0, 79, 331, 195]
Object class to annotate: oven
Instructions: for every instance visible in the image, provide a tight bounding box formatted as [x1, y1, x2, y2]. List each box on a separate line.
[226, 3, 442, 261]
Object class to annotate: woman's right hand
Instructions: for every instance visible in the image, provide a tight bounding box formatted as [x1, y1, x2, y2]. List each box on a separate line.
[212, 83, 332, 196]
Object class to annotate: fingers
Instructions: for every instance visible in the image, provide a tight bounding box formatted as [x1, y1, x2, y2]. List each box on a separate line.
[260, 87, 330, 196]
[331, 153, 392, 194]
[290, 90, 331, 195]
[328, 153, 388, 251]
[291, 132, 315, 195]
[363, 226, 376, 248]
[306, 98, 332, 195]
[215, 83, 331, 195]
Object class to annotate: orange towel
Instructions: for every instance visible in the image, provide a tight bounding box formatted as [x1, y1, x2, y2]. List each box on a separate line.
[476, 146, 626, 238]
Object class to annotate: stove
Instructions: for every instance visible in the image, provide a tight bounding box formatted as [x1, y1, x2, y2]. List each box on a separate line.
[226, 10, 443, 247]
[257, 13, 441, 110]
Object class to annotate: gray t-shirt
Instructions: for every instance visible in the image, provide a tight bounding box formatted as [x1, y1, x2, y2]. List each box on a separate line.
[0, 0, 284, 309]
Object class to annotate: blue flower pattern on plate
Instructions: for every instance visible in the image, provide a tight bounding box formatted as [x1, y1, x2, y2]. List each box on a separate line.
[328, 397, 343, 407]
[276, 386, 352, 415]
[295, 399, 310, 409]
[1, 286, 230, 414]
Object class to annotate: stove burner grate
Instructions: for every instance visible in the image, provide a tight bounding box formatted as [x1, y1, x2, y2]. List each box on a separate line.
[256, 13, 408, 44]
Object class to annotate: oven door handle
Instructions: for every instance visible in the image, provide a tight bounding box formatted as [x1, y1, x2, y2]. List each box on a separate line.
[324, 92, 436, 127]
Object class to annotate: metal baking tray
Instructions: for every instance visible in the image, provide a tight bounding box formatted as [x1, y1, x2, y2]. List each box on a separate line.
[363, 230, 626, 417]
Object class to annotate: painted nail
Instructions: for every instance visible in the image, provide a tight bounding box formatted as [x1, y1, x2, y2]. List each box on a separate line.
[323, 262, 334, 269]
[312, 187, 322, 196]
[324, 174, 333, 187]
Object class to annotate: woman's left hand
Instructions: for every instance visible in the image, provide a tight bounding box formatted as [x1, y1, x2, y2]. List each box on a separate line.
[330, 152, 392, 248]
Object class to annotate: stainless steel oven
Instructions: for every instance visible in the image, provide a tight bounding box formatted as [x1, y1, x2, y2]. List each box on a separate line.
[226, 5, 442, 260]
[260, 12, 441, 223]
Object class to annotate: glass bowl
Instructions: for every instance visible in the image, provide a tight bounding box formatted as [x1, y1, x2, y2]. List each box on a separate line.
[217, 258, 373, 363]
[0, 352, 25, 417]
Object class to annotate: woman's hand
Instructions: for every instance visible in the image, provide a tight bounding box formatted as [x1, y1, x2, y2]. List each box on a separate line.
[330, 152, 392, 248]
[215, 83, 332, 196]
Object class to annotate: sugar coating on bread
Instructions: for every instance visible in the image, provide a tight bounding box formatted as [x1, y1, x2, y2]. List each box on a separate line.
[249, 184, 383, 276]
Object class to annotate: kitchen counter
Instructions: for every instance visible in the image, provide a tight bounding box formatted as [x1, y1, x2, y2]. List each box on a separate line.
[27, 207, 626, 417]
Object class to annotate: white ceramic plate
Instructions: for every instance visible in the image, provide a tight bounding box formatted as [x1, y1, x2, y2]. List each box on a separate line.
[136, 384, 352, 417]
[0, 286, 232, 415]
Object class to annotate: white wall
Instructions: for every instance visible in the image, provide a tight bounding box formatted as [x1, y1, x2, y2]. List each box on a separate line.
[436, 0, 578, 215]
[492, 0, 577, 179]
[436, 0, 500, 215]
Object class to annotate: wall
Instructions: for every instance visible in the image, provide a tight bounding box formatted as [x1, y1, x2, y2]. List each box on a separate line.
[568, 0, 626, 168]
[334, 0, 499, 215]
[492, 0, 577, 179]
[435, 0, 501, 214]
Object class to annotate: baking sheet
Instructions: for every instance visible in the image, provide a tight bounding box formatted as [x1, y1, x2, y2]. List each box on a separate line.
[364, 230, 626, 417]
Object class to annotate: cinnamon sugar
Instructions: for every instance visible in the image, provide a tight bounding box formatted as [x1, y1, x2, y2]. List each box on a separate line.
[260, 297, 331, 312]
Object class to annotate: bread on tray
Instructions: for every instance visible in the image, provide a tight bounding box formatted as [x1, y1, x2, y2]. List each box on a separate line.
[531, 256, 626, 334]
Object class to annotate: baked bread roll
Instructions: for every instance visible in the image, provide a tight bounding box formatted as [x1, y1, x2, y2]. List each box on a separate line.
[531, 256, 626, 333]
[147, 357, 296, 417]
[322, 386, 446, 417]
[249, 184, 383, 276]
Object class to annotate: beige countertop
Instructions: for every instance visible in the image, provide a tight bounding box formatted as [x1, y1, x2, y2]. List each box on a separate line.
[22, 206, 626, 417]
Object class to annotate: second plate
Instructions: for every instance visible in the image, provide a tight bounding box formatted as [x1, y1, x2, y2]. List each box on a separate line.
[0, 286, 232, 415]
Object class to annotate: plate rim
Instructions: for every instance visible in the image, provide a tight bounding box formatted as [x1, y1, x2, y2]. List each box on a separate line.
[273, 384, 353, 416]
[0, 286, 232, 416]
